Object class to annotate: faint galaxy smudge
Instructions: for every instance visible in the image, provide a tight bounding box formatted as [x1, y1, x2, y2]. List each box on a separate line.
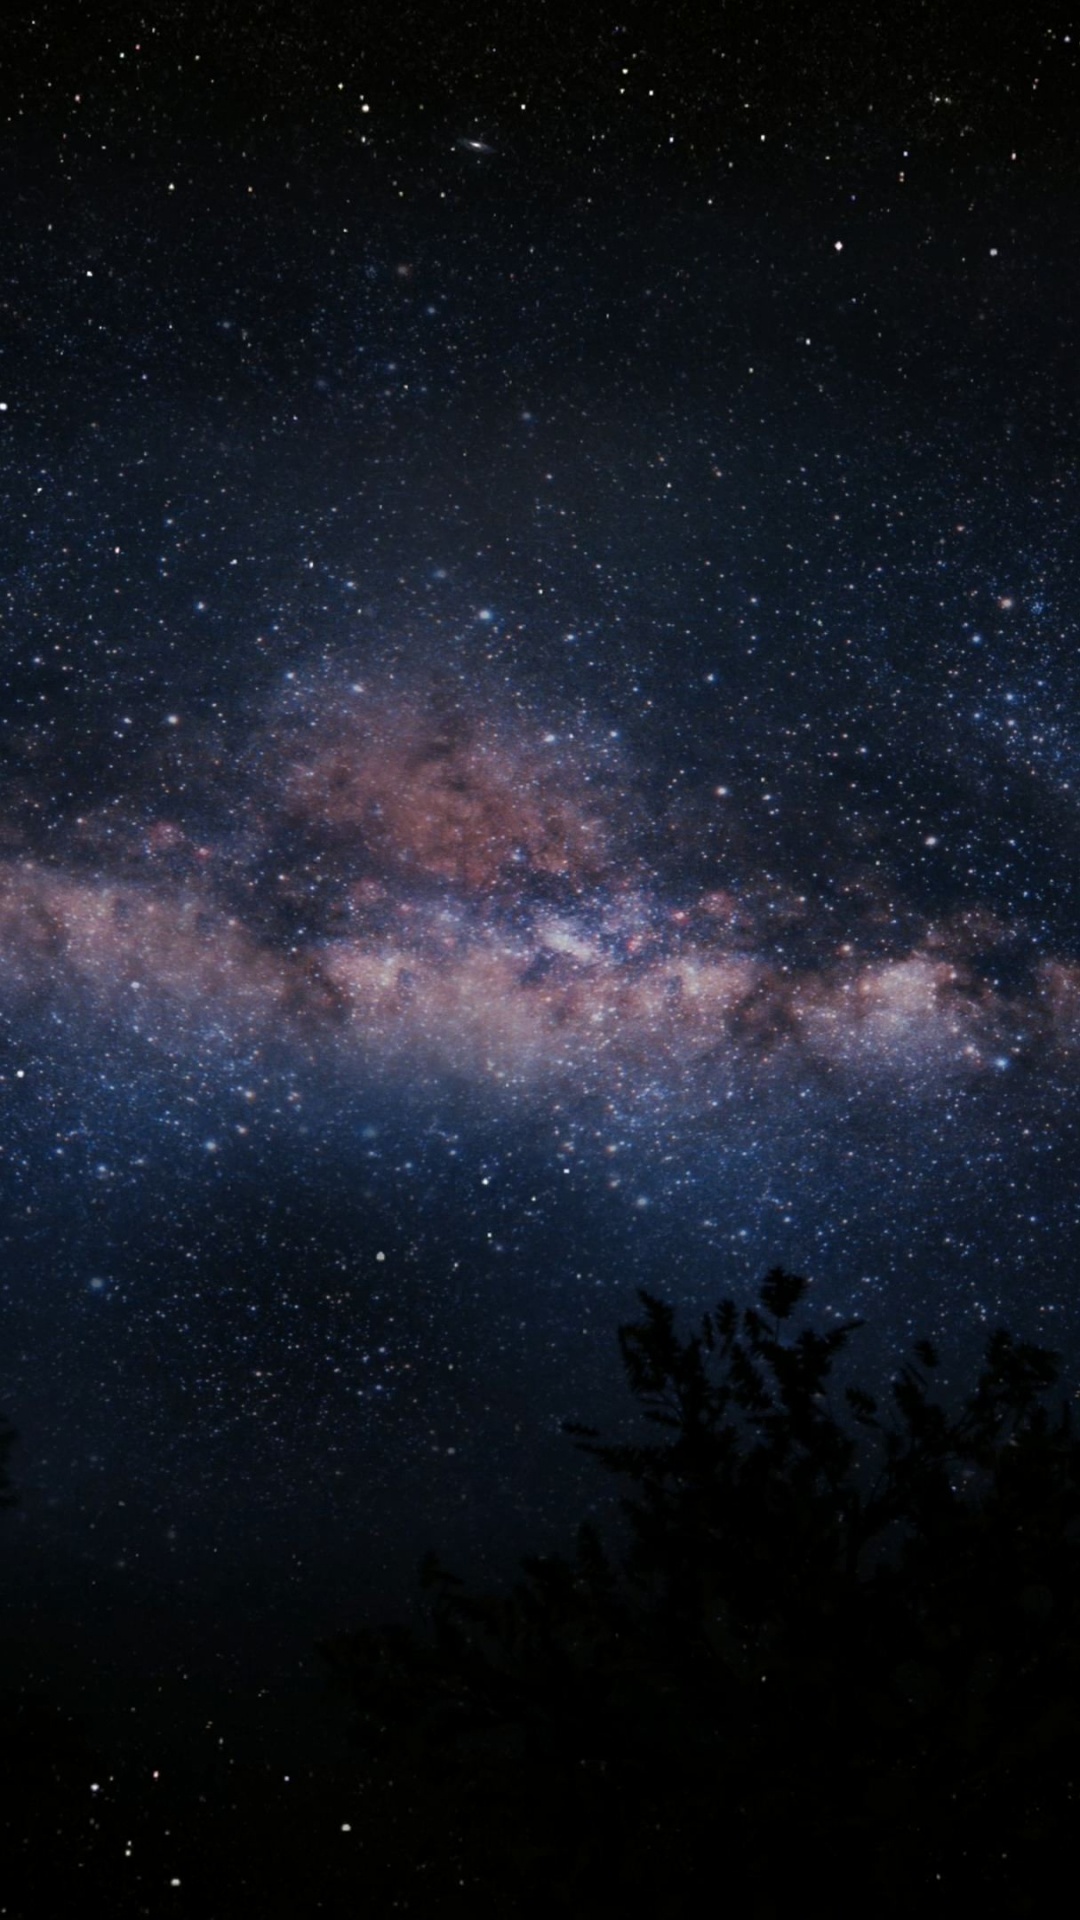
[0, 665, 1071, 1115]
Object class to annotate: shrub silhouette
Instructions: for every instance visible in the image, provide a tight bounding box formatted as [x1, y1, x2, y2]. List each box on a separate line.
[322, 1270, 1080, 1917]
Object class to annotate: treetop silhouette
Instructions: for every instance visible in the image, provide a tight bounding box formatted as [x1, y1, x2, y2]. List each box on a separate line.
[323, 1268, 1080, 1917]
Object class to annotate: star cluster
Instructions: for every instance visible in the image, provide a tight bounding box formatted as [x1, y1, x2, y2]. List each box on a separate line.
[0, 655, 1075, 1122]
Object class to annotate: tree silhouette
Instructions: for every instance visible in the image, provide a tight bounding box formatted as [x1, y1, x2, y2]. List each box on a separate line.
[322, 1270, 1080, 1917]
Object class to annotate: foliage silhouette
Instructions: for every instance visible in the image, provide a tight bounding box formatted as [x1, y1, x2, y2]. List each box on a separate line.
[322, 1269, 1080, 1917]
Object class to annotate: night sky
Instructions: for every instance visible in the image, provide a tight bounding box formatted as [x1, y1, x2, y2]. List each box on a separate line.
[2, 0, 1080, 1784]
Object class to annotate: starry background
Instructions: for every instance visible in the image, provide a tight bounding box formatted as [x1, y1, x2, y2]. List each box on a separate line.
[2, 0, 1080, 1776]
